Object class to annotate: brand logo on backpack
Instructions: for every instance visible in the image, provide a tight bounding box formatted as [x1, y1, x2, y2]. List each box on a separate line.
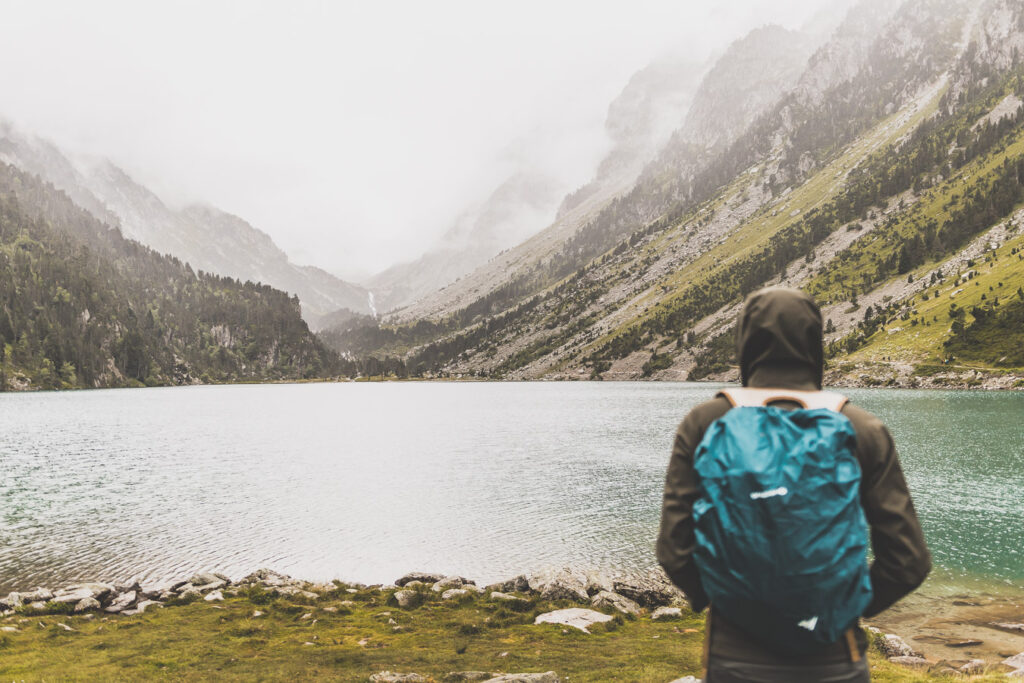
[691, 389, 873, 656]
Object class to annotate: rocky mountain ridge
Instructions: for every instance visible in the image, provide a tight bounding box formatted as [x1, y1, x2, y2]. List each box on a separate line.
[0, 124, 371, 328]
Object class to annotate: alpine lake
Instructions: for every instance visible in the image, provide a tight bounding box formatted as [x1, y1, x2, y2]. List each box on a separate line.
[2, 381, 1022, 602]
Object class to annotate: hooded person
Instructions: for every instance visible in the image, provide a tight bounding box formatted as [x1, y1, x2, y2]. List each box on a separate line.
[656, 287, 930, 682]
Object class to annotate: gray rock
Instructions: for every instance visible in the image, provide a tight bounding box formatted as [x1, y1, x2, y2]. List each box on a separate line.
[369, 672, 428, 682]
[528, 568, 589, 603]
[0, 626, 18, 632]
[114, 580, 142, 595]
[195, 580, 227, 593]
[432, 576, 469, 592]
[1005, 652, 1024, 672]
[27, 601, 46, 611]
[73, 597, 100, 613]
[612, 573, 677, 607]
[590, 591, 640, 616]
[443, 673, 495, 682]
[178, 588, 202, 601]
[490, 592, 530, 606]
[276, 586, 320, 600]
[52, 583, 115, 605]
[667, 677, 699, 683]
[486, 575, 531, 594]
[188, 572, 229, 587]
[888, 655, 930, 669]
[1, 592, 23, 610]
[534, 608, 613, 633]
[651, 606, 684, 621]
[959, 659, 985, 674]
[402, 580, 425, 589]
[391, 590, 422, 609]
[21, 587, 54, 603]
[122, 600, 162, 615]
[583, 571, 615, 597]
[483, 673, 559, 682]
[395, 572, 447, 587]
[239, 569, 293, 587]
[105, 590, 137, 613]
[442, 589, 469, 600]
[204, 590, 224, 602]
[876, 634, 918, 658]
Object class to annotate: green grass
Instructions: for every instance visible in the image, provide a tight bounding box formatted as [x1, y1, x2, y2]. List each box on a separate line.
[0, 587, 1003, 681]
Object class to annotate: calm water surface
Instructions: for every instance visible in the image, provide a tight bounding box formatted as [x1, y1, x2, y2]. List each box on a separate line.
[1, 382, 1021, 593]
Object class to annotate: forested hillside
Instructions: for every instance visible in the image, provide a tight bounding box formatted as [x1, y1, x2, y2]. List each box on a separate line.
[321, 0, 1024, 388]
[0, 162, 348, 390]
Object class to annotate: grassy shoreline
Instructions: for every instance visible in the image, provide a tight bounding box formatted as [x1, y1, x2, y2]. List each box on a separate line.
[0, 578, 1015, 681]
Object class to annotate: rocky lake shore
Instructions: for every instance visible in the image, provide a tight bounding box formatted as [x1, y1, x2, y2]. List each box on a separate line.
[3, 567, 1023, 680]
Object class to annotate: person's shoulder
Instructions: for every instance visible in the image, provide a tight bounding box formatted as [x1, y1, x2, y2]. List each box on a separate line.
[839, 400, 888, 433]
[839, 399, 895, 455]
[678, 393, 732, 432]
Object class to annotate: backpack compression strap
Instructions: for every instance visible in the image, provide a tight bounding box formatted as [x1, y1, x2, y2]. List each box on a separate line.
[718, 387, 848, 412]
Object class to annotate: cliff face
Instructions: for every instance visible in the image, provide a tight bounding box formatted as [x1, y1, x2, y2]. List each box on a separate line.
[0, 125, 370, 328]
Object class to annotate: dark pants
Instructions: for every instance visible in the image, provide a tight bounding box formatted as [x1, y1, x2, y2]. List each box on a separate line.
[706, 657, 871, 682]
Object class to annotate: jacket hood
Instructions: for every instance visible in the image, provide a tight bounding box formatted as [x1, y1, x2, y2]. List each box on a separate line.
[736, 287, 823, 388]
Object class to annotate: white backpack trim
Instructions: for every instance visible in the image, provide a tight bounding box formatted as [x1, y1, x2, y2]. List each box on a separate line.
[719, 387, 848, 412]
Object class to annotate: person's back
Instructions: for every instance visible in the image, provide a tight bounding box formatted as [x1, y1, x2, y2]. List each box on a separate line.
[657, 287, 931, 682]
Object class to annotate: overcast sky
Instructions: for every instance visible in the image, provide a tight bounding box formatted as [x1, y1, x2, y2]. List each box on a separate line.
[0, 0, 829, 281]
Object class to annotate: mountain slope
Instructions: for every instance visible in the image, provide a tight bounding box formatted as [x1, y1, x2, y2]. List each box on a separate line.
[0, 161, 346, 390]
[370, 55, 709, 315]
[320, 0, 1024, 388]
[0, 126, 370, 327]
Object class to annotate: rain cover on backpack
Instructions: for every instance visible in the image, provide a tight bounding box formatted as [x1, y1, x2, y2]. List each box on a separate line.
[692, 388, 872, 655]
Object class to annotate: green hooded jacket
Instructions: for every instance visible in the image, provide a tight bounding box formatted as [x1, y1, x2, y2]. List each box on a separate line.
[656, 287, 931, 663]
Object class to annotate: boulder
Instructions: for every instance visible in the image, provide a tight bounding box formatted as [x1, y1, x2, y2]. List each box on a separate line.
[590, 591, 640, 616]
[239, 569, 293, 587]
[204, 590, 224, 602]
[443, 673, 495, 682]
[195, 581, 227, 593]
[391, 590, 423, 609]
[888, 655, 930, 669]
[73, 597, 101, 613]
[959, 659, 985, 675]
[276, 586, 320, 601]
[583, 571, 615, 597]
[528, 568, 588, 603]
[668, 678, 699, 683]
[115, 580, 142, 595]
[188, 572, 229, 587]
[534, 608, 613, 633]
[395, 572, 447, 587]
[876, 634, 918, 658]
[21, 587, 54, 603]
[51, 583, 115, 605]
[442, 589, 469, 600]
[27, 601, 46, 611]
[432, 576, 471, 592]
[612, 573, 677, 607]
[1005, 652, 1024, 672]
[0, 626, 18, 633]
[483, 673, 558, 682]
[105, 590, 137, 613]
[491, 592, 530, 607]
[122, 600, 162, 615]
[651, 606, 684, 621]
[369, 673, 428, 682]
[486, 575, 531, 594]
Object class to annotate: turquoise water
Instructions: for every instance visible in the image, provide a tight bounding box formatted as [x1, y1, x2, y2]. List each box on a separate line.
[0, 382, 1020, 593]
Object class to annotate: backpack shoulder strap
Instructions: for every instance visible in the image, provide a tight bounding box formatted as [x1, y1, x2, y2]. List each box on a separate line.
[718, 387, 848, 413]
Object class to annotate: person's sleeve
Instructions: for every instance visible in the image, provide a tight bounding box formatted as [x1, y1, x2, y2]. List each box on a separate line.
[857, 418, 932, 617]
[656, 411, 709, 612]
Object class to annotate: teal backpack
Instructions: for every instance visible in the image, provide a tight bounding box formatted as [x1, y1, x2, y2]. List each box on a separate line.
[692, 388, 873, 655]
